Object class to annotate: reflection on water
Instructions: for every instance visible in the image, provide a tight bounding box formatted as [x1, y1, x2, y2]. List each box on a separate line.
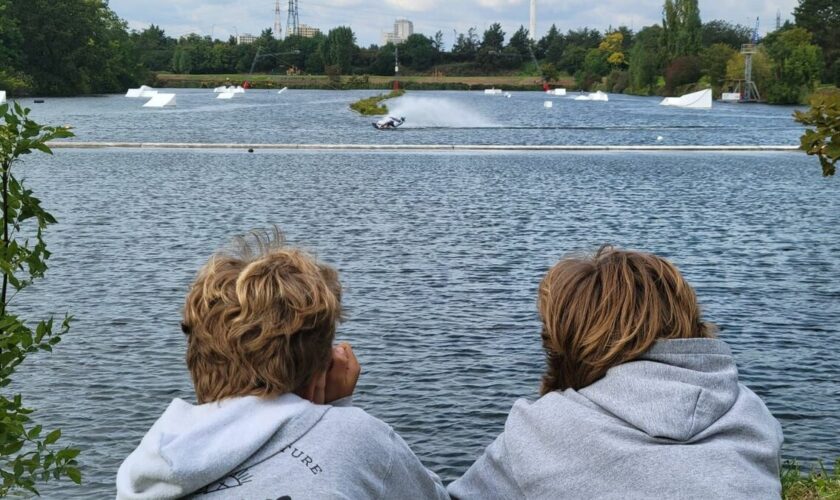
[21, 89, 806, 146]
[13, 150, 839, 497]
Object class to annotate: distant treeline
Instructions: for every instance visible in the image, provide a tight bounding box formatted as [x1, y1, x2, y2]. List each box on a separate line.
[0, 0, 837, 103]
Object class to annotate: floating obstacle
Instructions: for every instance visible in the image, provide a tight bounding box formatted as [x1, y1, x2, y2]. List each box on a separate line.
[484, 88, 503, 95]
[547, 88, 567, 96]
[213, 86, 246, 94]
[0, 91, 6, 104]
[544, 101, 553, 108]
[721, 92, 741, 102]
[217, 92, 236, 100]
[278, 87, 288, 94]
[143, 93, 177, 108]
[574, 91, 609, 102]
[660, 89, 712, 109]
[126, 85, 157, 98]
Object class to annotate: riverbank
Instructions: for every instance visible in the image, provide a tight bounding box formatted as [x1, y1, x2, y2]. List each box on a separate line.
[782, 460, 840, 499]
[152, 73, 574, 92]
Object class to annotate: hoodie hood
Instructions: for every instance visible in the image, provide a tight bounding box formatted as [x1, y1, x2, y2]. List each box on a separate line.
[579, 338, 739, 441]
[116, 393, 325, 499]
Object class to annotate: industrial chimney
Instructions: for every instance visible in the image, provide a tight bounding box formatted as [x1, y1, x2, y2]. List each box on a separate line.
[529, 0, 537, 41]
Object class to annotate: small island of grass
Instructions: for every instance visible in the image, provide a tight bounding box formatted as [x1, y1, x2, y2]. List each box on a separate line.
[350, 90, 406, 116]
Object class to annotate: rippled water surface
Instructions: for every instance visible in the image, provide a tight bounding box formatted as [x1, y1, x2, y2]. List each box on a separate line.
[11, 148, 839, 497]
[21, 89, 806, 145]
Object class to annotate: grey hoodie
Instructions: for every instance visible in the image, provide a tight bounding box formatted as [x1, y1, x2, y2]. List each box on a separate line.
[116, 394, 448, 499]
[448, 338, 783, 500]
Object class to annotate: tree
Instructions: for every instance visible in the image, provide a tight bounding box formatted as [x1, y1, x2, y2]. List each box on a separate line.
[8, 0, 142, 95]
[452, 28, 479, 62]
[794, 92, 840, 176]
[701, 43, 737, 91]
[628, 25, 666, 94]
[600, 32, 627, 67]
[0, 103, 81, 495]
[508, 26, 531, 59]
[131, 25, 176, 72]
[399, 34, 440, 71]
[664, 55, 702, 92]
[763, 26, 823, 104]
[537, 24, 561, 59]
[794, 0, 840, 85]
[482, 23, 505, 52]
[319, 26, 357, 75]
[701, 20, 752, 49]
[662, 0, 702, 59]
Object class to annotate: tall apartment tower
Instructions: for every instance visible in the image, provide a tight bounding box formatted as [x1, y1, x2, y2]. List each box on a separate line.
[274, 0, 283, 39]
[529, 0, 537, 41]
[286, 0, 300, 38]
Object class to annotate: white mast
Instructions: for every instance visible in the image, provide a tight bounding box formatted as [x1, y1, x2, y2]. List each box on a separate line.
[529, 0, 537, 41]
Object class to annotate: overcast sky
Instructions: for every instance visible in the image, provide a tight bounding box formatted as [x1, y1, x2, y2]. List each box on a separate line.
[109, 0, 798, 47]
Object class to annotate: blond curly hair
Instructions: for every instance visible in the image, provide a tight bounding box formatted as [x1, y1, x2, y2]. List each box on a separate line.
[181, 230, 342, 403]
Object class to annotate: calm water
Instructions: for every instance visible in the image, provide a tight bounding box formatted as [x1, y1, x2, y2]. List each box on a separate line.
[6, 91, 838, 497]
[22, 89, 806, 146]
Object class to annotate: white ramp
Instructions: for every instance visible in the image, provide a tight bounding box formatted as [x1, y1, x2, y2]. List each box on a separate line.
[213, 86, 229, 93]
[143, 93, 177, 108]
[217, 92, 236, 100]
[484, 88, 503, 95]
[660, 89, 712, 109]
[278, 87, 288, 94]
[548, 88, 567, 96]
[232, 86, 246, 94]
[126, 85, 157, 98]
[0, 91, 6, 104]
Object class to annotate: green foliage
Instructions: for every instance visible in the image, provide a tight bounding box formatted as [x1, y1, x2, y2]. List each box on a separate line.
[662, 0, 702, 59]
[508, 27, 531, 59]
[794, 91, 840, 176]
[0, 103, 80, 495]
[726, 48, 772, 97]
[700, 20, 753, 49]
[349, 90, 405, 116]
[6, 0, 144, 95]
[628, 25, 666, 94]
[763, 27, 823, 105]
[481, 23, 506, 52]
[781, 460, 840, 499]
[701, 43, 737, 90]
[794, 0, 840, 86]
[398, 35, 440, 72]
[320, 26, 357, 75]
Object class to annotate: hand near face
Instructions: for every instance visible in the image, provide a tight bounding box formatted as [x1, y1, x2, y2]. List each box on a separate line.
[324, 343, 361, 403]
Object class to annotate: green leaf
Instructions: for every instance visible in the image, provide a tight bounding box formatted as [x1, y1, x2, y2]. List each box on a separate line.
[44, 429, 61, 445]
[27, 424, 42, 440]
[66, 467, 82, 485]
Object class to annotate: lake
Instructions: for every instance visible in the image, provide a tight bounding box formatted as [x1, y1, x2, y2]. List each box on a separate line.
[7, 90, 839, 497]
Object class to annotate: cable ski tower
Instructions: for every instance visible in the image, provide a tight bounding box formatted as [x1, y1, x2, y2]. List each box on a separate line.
[286, 0, 300, 38]
[740, 17, 761, 102]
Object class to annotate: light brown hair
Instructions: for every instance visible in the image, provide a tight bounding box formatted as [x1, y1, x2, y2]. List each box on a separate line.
[181, 230, 342, 404]
[538, 245, 714, 395]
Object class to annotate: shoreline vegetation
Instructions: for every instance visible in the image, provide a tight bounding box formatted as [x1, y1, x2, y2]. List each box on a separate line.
[349, 90, 406, 116]
[782, 460, 840, 499]
[153, 73, 569, 92]
[1, 1, 837, 105]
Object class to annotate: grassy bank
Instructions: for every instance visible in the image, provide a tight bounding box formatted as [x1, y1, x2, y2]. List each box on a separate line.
[782, 460, 840, 499]
[153, 73, 573, 92]
[349, 90, 405, 116]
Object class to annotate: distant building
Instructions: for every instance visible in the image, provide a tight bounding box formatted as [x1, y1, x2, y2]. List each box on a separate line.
[236, 33, 258, 45]
[297, 24, 321, 38]
[381, 18, 413, 45]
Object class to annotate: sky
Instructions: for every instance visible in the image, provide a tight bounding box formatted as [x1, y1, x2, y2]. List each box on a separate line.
[109, 0, 799, 48]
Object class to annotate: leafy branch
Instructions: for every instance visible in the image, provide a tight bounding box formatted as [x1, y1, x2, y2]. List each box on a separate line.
[794, 92, 839, 177]
[0, 102, 81, 496]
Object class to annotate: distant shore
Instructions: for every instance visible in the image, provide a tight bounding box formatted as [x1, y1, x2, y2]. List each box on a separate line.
[152, 72, 576, 92]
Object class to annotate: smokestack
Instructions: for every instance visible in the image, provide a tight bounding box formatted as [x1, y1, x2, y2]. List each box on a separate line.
[529, 0, 537, 41]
